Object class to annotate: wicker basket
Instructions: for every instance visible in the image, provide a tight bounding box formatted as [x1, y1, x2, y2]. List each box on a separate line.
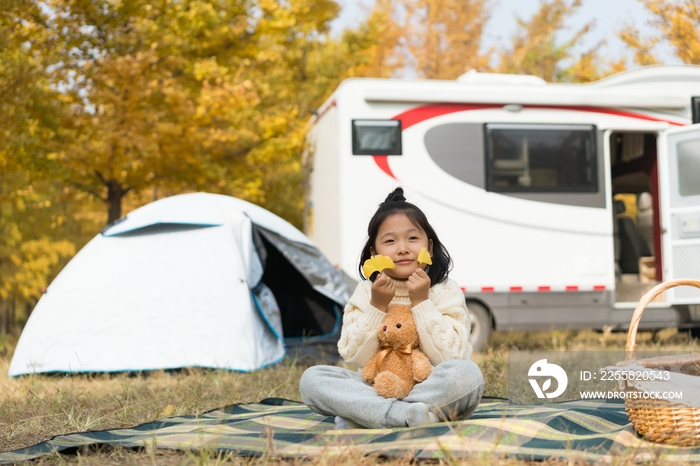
[621, 278, 700, 446]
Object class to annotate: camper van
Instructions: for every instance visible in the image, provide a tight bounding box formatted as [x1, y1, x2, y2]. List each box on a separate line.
[304, 65, 700, 350]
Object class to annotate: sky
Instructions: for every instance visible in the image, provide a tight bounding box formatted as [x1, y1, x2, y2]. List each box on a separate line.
[330, 0, 682, 71]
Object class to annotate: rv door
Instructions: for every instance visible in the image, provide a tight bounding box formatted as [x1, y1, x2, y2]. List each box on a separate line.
[659, 123, 700, 303]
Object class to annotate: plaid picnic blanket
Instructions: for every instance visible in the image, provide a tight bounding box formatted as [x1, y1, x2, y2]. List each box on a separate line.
[2, 397, 700, 463]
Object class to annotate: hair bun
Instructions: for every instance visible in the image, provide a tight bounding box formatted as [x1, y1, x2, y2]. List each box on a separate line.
[384, 187, 406, 203]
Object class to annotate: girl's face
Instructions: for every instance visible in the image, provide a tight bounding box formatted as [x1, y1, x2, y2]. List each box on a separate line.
[370, 213, 433, 280]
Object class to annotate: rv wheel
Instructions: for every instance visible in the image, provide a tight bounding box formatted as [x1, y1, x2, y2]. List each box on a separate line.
[689, 327, 700, 340]
[467, 301, 492, 352]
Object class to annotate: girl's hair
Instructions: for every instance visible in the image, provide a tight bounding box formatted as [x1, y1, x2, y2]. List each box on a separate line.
[358, 187, 452, 284]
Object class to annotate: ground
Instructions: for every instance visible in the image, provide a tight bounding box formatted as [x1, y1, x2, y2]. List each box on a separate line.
[0, 327, 697, 465]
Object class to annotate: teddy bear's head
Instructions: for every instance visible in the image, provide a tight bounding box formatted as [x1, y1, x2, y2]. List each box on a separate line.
[377, 304, 419, 348]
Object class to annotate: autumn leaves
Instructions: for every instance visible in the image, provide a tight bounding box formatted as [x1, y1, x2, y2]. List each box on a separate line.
[363, 247, 432, 282]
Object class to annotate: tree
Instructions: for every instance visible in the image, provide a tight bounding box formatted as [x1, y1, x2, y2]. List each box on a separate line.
[341, 0, 406, 78]
[0, 1, 81, 332]
[567, 48, 627, 83]
[494, 0, 593, 82]
[493, 0, 626, 83]
[0, 186, 76, 334]
[38, 0, 361, 227]
[619, 0, 700, 66]
[618, 25, 661, 66]
[45, 0, 267, 224]
[358, 0, 491, 79]
[0, 1, 60, 190]
[228, 0, 345, 227]
[403, 0, 492, 79]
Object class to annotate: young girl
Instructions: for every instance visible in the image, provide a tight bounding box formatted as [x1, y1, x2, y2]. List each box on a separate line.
[300, 188, 484, 429]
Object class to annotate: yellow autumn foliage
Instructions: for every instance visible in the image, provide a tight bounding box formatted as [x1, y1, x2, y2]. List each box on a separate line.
[352, 0, 491, 79]
[620, 0, 700, 66]
[494, 0, 626, 83]
[362, 255, 396, 279]
[403, 0, 492, 79]
[418, 248, 432, 267]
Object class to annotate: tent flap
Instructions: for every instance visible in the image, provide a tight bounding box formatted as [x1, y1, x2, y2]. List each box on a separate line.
[253, 283, 284, 340]
[256, 227, 350, 306]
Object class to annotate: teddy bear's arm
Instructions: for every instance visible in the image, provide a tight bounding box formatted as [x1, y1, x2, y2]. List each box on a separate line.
[411, 349, 432, 383]
[362, 354, 379, 384]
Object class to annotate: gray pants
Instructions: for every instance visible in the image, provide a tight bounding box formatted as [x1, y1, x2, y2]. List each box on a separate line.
[299, 359, 484, 429]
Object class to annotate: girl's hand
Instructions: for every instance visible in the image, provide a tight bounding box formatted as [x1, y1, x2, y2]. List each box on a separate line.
[407, 267, 431, 307]
[370, 272, 395, 312]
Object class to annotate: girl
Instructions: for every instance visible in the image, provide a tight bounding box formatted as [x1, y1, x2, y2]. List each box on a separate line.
[299, 188, 484, 429]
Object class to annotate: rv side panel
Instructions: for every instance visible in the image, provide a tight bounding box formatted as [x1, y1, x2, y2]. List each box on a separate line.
[307, 105, 341, 267]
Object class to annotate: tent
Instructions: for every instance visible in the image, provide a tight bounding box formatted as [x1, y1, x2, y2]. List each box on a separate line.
[8, 193, 350, 376]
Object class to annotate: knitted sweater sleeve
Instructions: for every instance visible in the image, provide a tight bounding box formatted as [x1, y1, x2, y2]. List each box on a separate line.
[411, 279, 473, 365]
[337, 281, 386, 368]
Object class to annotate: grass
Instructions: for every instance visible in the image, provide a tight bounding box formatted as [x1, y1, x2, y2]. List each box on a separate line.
[1, 327, 698, 465]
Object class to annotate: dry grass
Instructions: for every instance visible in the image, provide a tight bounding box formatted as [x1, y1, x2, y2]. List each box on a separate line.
[1, 327, 698, 465]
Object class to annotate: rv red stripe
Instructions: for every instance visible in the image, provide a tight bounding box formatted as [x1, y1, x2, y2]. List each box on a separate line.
[392, 104, 499, 130]
[466, 285, 606, 293]
[373, 156, 397, 180]
[373, 103, 686, 179]
[372, 104, 498, 179]
[392, 103, 685, 130]
[529, 105, 685, 126]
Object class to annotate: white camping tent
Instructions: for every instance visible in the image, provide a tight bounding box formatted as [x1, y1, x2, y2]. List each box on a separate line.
[8, 193, 350, 376]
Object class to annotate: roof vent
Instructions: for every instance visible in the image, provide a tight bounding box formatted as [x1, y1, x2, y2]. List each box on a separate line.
[456, 69, 546, 85]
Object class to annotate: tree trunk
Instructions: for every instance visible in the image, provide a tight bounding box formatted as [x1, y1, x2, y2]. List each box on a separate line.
[1, 301, 7, 335]
[106, 180, 131, 225]
[9, 296, 15, 334]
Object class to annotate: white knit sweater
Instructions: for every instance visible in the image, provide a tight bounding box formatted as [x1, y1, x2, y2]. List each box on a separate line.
[337, 277, 473, 368]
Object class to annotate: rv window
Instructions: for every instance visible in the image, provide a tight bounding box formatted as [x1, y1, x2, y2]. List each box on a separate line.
[352, 120, 402, 155]
[485, 124, 597, 193]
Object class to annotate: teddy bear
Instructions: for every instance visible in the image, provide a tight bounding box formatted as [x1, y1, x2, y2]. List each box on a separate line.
[361, 303, 432, 399]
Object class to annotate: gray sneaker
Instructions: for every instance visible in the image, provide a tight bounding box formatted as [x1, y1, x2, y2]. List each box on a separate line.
[405, 403, 440, 427]
[334, 416, 364, 429]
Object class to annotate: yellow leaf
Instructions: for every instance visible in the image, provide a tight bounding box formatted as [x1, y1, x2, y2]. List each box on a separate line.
[164, 405, 175, 416]
[362, 254, 395, 279]
[418, 247, 432, 267]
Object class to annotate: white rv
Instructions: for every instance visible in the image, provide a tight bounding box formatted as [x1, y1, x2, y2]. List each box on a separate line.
[304, 65, 700, 350]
